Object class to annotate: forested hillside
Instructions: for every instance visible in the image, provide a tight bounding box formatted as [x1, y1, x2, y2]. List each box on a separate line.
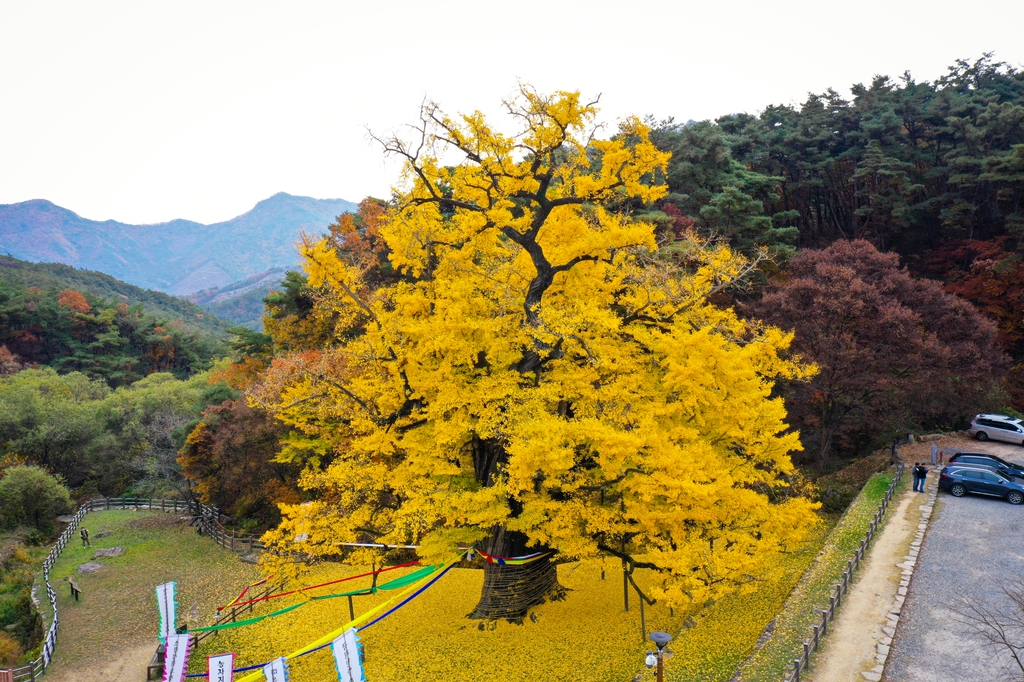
[185, 268, 289, 329]
[651, 54, 1024, 409]
[0, 255, 229, 335]
[0, 275, 225, 387]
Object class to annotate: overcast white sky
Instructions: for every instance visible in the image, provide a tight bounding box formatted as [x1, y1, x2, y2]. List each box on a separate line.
[1, 0, 1022, 225]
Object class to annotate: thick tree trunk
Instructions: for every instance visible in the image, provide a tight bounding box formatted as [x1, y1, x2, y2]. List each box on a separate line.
[468, 524, 565, 622]
[468, 408, 567, 620]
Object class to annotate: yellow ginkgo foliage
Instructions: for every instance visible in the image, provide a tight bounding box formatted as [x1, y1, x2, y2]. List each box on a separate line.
[255, 86, 819, 620]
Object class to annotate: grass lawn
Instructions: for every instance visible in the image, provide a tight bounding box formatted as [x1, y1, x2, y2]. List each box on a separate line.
[42, 511, 259, 680]
[737, 471, 904, 681]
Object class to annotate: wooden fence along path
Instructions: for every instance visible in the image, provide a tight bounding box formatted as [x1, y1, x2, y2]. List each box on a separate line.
[2, 494, 423, 680]
[782, 444, 906, 682]
[1, 496, 276, 681]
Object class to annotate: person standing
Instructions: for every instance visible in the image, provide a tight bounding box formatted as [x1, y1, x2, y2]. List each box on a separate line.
[80, 527, 90, 547]
[912, 463, 923, 492]
[918, 462, 930, 491]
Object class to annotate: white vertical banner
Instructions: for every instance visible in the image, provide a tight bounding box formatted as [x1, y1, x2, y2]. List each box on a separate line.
[331, 628, 365, 682]
[162, 633, 192, 682]
[208, 653, 235, 682]
[262, 657, 290, 682]
[156, 582, 177, 642]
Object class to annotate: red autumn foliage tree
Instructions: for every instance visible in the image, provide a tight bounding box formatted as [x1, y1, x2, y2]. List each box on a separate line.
[661, 201, 698, 238]
[749, 240, 1009, 467]
[179, 399, 300, 529]
[928, 236, 1024, 409]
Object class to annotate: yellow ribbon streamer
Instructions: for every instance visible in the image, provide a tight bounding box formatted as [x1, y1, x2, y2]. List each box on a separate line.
[233, 560, 450, 682]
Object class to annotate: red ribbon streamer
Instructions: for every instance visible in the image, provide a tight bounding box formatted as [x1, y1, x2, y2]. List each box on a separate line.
[220, 560, 421, 612]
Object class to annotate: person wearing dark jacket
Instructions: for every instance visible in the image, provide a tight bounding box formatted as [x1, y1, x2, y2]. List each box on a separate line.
[913, 462, 929, 492]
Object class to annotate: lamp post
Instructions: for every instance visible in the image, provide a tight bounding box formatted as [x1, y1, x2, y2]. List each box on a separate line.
[649, 631, 673, 682]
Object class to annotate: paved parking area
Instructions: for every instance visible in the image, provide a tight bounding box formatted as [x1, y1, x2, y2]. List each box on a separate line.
[885, 444, 1024, 681]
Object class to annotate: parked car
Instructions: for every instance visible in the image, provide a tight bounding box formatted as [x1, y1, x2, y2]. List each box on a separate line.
[968, 414, 1024, 444]
[947, 452, 1024, 479]
[938, 465, 1024, 504]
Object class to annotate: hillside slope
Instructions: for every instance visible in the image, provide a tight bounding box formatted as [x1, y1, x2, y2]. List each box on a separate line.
[0, 255, 230, 335]
[0, 193, 355, 295]
[186, 268, 289, 329]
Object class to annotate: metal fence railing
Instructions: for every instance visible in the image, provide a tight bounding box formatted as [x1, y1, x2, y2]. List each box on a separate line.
[782, 441, 906, 682]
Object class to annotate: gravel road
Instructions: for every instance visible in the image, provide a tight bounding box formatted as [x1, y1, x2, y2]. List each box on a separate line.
[884, 441, 1024, 682]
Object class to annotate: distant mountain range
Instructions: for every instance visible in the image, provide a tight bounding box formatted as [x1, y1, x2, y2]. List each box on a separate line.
[0, 193, 357, 296]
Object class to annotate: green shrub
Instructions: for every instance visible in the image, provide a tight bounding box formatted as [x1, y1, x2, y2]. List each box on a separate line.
[0, 465, 72, 535]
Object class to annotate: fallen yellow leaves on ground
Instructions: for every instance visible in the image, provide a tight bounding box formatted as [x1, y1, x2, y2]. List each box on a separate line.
[190, 540, 824, 682]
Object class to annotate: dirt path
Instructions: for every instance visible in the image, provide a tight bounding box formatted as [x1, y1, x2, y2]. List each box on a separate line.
[804, 480, 923, 681]
[45, 643, 154, 682]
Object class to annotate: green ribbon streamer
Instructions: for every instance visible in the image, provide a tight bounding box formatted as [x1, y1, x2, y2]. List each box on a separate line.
[187, 565, 440, 633]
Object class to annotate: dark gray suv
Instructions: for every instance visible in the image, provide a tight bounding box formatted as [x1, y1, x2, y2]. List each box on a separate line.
[939, 465, 1024, 504]
[947, 452, 1024, 479]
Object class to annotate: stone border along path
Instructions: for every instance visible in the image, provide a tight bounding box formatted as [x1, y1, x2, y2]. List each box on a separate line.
[872, 475, 937, 680]
[802, 470, 937, 682]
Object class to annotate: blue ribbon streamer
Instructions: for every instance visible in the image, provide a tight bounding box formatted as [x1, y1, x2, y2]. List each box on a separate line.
[184, 557, 459, 677]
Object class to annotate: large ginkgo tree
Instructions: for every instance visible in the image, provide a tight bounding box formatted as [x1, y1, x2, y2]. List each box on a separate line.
[257, 87, 819, 620]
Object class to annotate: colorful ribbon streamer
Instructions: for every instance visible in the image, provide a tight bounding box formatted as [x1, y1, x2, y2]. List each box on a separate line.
[219, 576, 273, 613]
[221, 561, 420, 612]
[471, 547, 550, 565]
[229, 552, 465, 682]
[186, 565, 438, 634]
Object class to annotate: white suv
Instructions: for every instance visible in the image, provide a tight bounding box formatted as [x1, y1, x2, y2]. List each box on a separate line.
[969, 414, 1024, 445]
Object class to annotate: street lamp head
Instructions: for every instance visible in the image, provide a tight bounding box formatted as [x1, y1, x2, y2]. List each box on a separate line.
[650, 631, 673, 650]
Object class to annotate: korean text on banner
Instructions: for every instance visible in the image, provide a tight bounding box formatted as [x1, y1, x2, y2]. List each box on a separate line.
[262, 657, 289, 682]
[332, 628, 364, 682]
[208, 653, 235, 682]
[162, 633, 192, 682]
[156, 582, 177, 642]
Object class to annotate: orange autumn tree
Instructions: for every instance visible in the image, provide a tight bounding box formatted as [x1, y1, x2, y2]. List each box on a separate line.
[256, 87, 818, 620]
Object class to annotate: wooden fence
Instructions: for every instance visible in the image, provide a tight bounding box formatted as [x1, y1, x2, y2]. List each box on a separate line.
[2, 501, 92, 681]
[0, 496, 272, 681]
[1, 493, 427, 679]
[782, 443, 906, 682]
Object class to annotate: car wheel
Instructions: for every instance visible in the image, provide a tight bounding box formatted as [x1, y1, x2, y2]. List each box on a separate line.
[977, 432, 989, 441]
[950, 483, 967, 497]
[1009, 492, 1024, 505]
